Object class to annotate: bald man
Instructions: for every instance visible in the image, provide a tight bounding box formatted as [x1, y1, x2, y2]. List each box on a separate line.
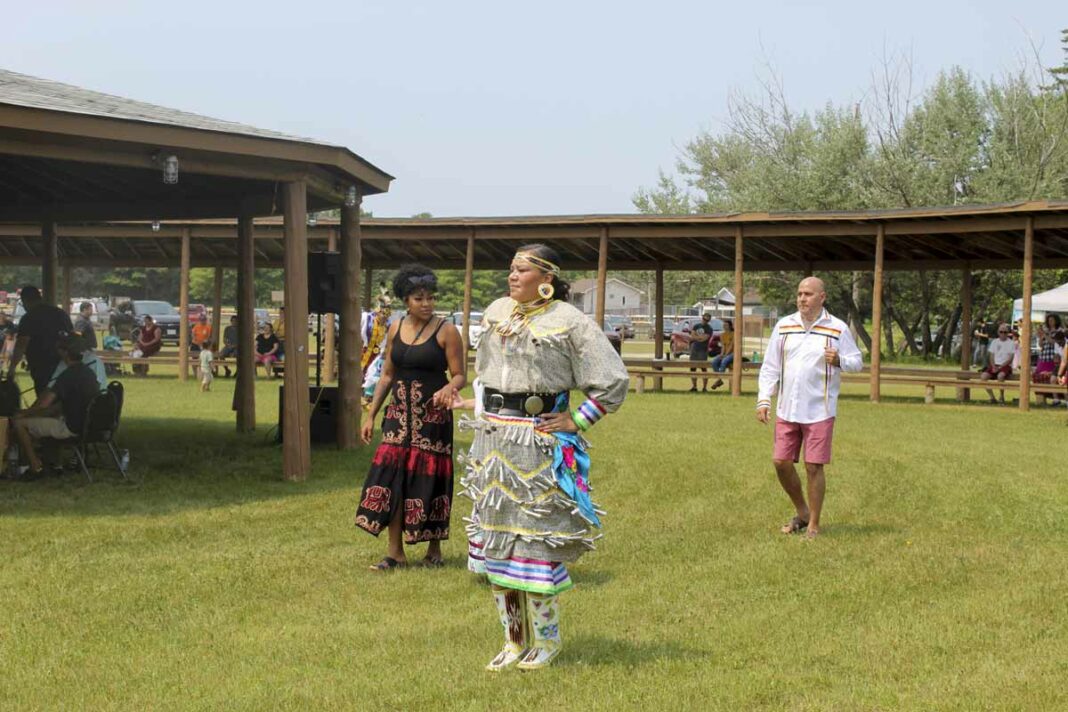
[756, 277, 863, 539]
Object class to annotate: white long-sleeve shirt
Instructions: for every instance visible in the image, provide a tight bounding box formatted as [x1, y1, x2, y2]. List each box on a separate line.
[757, 309, 863, 423]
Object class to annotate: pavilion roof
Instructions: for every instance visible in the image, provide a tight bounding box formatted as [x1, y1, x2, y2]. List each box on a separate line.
[0, 69, 393, 221]
[1, 201, 1065, 271]
[0, 69, 315, 144]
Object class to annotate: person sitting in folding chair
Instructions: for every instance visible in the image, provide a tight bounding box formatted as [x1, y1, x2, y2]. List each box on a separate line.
[9, 334, 100, 476]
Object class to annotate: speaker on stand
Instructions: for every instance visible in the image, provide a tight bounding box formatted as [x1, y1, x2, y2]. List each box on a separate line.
[277, 251, 343, 443]
[308, 251, 341, 388]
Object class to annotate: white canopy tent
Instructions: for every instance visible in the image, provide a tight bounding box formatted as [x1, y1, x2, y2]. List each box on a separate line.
[1013, 282, 1068, 322]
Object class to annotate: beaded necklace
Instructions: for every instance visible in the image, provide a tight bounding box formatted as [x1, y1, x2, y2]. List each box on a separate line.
[494, 298, 552, 338]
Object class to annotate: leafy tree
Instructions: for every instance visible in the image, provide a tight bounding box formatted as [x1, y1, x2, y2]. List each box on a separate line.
[635, 34, 1068, 359]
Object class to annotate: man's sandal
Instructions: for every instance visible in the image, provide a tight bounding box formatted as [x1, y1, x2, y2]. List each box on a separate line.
[369, 556, 407, 572]
[781, 516, 809, 534]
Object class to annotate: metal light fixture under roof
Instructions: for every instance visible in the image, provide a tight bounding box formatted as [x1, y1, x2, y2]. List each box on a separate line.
[151, 221, 161, 232]
[162, 155, 179, 184]
[345, 186, 358, 207]
[307, 213, 318, 227]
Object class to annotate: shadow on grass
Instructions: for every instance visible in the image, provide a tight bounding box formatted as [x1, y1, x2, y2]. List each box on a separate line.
[0, 416, 373, 518]
[572, 569, 615, 588]
[558, 634, 712, 668]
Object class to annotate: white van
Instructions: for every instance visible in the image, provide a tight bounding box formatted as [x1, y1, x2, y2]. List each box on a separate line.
[69, 298, 110, 329]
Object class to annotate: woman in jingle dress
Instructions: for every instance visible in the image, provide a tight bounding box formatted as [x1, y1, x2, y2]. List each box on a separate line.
[458, 244, 628, 671]
[355, 265, 465, 570]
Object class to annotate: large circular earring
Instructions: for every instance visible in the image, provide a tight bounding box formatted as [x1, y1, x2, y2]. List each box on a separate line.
[537, 282, 555, 300]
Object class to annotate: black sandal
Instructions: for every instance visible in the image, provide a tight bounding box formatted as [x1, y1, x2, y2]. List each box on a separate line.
[421, 556, 445, 568]
[781, 516, 809, 535]
[369, 556, 407, 572]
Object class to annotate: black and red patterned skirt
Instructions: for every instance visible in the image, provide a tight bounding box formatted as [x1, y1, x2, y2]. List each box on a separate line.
[355, 378, 454, 543]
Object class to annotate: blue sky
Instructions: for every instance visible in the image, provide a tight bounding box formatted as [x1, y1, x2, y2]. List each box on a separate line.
[2, 1, 1064, 216]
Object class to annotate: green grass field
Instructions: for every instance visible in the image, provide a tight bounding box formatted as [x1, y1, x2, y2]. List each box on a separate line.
[1, 374, 1066, 711]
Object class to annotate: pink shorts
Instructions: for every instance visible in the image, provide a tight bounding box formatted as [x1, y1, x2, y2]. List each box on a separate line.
[774, 417, 835, 465]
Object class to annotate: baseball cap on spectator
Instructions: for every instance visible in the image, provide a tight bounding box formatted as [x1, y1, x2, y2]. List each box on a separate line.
[58, 332, 86, 358]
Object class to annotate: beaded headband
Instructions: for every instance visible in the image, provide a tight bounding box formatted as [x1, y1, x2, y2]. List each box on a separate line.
[514, 251, 560, 275]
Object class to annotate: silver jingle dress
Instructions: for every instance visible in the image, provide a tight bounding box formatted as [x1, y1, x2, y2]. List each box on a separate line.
[460, 297, 628, 594]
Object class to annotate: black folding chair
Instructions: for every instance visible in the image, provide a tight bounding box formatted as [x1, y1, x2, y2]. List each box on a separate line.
[107, 381, 124, 435]
[56, 391, 128, 482]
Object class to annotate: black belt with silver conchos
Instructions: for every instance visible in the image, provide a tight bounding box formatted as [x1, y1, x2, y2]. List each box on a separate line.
[482, 387, 565, 417]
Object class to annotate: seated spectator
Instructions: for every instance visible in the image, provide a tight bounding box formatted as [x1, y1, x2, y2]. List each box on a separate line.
[709, 319, 735, 390]
[272, 306, 286, 361]
[132, 315, 162, 376]
[218, 315, 239, 377]
[0, 311, 16, 371]
[73, 301, 98, 351]
[255, 323, 281, 379]
[9, 334, 101, 476]
[980, 323, 1015, 405]
[191, 313, 212, 353]
[49, 334, 107, 392]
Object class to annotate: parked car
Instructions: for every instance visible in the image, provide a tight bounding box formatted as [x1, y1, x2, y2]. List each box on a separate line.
[186, 303, 208, 324]
[669, 316, 724, 359]
[448, 311, 484, 349]
[255, 308, 271, 330]
[109, 300, 183, 344]
[603, 318, 622, 354]
[660, 318, 677, 342]
[605, 315, 635, 339]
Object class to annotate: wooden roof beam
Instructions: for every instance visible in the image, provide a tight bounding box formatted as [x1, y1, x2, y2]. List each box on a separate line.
[0, 195, 277, 222]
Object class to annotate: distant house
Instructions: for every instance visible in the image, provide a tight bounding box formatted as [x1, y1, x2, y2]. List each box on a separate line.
[570, 278, 645, 316]
[695, 287, 775, 318]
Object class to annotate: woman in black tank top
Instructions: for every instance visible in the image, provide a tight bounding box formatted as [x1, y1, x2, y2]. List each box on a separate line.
[356, 265, 466, 570]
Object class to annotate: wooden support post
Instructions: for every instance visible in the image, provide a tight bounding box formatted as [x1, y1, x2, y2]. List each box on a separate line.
[42, 222, 58, 306]
[870, 225, 885, 402]
[595, 227, 608, 326]
[338, 196, 363, 449]
[461, 229, 475, 354]
[61, 264, 72, 313]
[282, 181, 311, 479]
[322, 229, 337, 383]
[1020, 218, 1034, 411]
[730, 227, 744, 397]
[654, 265, 664, 391]
[178, 227, 191, 381]
[212, 266, 223, 356]
[958, 265, 972, 402]
[235, 214, 256, 432]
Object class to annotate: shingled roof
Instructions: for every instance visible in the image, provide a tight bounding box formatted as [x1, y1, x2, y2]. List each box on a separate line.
[0, 68, 319, 146]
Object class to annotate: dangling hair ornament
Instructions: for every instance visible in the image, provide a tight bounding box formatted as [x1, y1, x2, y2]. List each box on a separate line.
[537, 282, 555, 300]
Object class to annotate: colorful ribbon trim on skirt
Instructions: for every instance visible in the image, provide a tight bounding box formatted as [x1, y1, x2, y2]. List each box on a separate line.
[551, 432, 599, 527]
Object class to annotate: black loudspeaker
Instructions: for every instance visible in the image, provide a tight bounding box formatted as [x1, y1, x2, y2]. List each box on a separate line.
[308, 251, 341, 314]
[277, 386, 338, 443]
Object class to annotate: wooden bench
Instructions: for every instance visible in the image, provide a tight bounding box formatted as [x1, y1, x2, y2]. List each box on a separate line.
[623, 358, 1064, 405]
